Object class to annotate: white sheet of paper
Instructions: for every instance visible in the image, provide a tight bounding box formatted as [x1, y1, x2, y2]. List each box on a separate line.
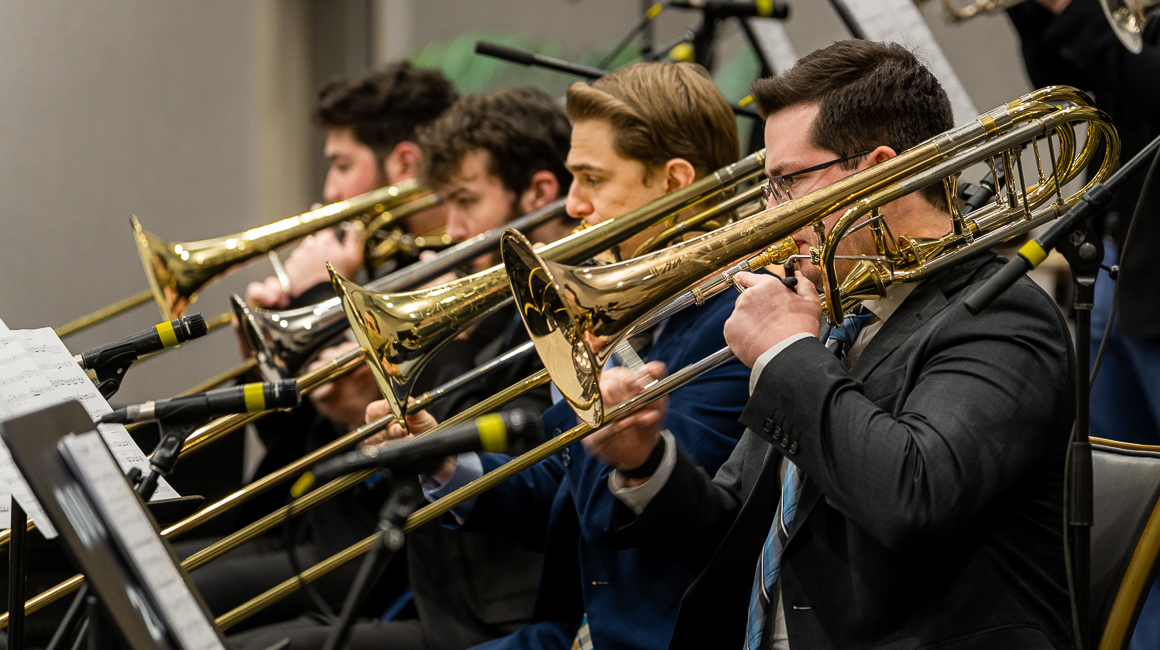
[0, 336, 59, 535]
[832, 0, 978, 125]
[0, 327, 181, 536]
[6, 329, 178, 500]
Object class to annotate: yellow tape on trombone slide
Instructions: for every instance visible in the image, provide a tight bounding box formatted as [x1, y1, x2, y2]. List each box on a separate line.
[477, 414, 508, 453]
[1019, 241, 1048, 269]
[156, 321, 179, 348]
[243, 383, 267, 413]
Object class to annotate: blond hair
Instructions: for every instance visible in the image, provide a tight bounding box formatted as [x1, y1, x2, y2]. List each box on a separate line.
[566, 62, 738, 180]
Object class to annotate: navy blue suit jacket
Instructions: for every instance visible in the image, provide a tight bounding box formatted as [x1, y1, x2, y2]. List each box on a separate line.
[457, 289, 750, 650]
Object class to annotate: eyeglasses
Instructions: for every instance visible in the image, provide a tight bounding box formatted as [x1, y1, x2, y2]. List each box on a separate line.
[761, 150, 872, 205]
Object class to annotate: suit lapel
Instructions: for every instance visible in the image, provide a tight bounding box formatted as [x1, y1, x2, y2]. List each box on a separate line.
[850, 252, 994, 381]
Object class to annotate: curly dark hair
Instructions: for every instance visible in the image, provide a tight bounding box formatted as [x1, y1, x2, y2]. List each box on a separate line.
[750, 40, 954, 209]
[315, 62, 458, 162]
[417, 87, 572, 196]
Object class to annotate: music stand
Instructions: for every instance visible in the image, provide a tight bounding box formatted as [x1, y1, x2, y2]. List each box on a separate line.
[0, 400, 228, 650]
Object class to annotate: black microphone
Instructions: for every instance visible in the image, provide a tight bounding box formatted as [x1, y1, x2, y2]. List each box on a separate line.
[311, 409, 544, 482]
[77, 314, 208, 371]
[97, 380, 300, 425]
[670, 0, 791, 19]
[959, 165, 1007, 215]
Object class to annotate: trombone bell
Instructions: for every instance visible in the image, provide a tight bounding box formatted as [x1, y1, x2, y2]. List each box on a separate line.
[1100, 0, 1160, 53]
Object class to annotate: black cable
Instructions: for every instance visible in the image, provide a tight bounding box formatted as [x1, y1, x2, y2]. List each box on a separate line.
[282, 487, 337, 623]
[1061, 422, 1083, 650]
[1090, 144, 1160, 384]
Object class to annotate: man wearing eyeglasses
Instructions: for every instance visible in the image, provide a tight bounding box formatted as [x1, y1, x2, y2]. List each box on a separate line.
[580, 40, 1075, 649]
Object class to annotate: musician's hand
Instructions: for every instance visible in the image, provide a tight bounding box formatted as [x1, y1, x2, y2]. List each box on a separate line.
[306, 341, 381, 431]
[724, 271, 821, 368]
[581, 362, 667, 483]
[284, 225, 365, 297]
[245, 277, 290, 309]
[363, 402, 457, 483]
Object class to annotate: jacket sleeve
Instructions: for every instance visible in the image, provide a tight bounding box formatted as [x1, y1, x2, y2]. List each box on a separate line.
[450, 450, 566, 552]
[564, 353, 752, 550]
[746, 279, 1073, 554]
[595, 430, 760, 574]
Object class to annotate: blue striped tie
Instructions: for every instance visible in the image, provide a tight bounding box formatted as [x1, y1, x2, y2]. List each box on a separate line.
[744, 462, 803, 649]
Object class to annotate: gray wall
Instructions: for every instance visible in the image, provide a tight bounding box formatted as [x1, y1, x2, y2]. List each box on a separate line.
[0, 0, 1033, 403]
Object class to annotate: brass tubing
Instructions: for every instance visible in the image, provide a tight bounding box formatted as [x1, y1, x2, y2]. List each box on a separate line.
[0, 352, 550, 624]
[0, 349, 364, 552]
[215, 348, 732, 629]
[179, 348, 363, 457]
[174, 358, 259, 398]
[55, 289, 154, 338]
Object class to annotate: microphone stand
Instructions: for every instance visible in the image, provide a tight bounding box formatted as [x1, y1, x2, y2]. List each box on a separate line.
[45, 418, 193, 650]
[321, 477, 422, 650]
[964, 133, 1160, 650]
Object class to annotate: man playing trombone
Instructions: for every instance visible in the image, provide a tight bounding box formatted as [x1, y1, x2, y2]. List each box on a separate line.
[371, 61, 753, 650]
[231, 86, 575, 650]
[582, 41, 1076, 649]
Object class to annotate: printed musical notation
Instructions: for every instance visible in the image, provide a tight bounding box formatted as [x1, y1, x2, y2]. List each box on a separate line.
[0, 326, 180, 535]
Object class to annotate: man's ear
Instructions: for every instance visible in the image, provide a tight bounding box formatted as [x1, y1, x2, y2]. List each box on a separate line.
[866, 145, 897, 167]
[662, 158, 697, 192]
[384, 141, 423, 182]
[518, 170, 561, 214]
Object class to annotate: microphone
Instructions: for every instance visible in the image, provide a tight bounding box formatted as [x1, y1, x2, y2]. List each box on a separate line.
[97, 380, 300, 425]
[670, 0, 791, 19]
[77, 314, 208, 371]
[311, 409, 544, 482]
[959, 165, 1007, 215]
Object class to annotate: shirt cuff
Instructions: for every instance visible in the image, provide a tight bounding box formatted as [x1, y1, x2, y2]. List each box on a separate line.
[749, 332, 814, 395]
[608, 429, 677, 515]
[421, 452, 484, 522]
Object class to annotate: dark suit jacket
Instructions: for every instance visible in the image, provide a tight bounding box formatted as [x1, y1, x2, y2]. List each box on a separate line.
[1009, 0, 1160, 339]
[606, 254, 1076, 649]
[455, 289, 751, 650]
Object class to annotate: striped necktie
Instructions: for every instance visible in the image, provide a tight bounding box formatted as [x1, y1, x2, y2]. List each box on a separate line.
[745, 462, 803, 649]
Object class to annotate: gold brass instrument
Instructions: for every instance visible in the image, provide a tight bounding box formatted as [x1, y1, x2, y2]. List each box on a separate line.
[55, 179, 437, 337]
[214, 342, 734, 630]
[29, 86, 1115, 632]
[330, 152, 768, 422]
[0, 340, 553, 625]
[502, 86, 1118, 426]
[234, 199, 572, 381]
[936, 0, 1156, 53]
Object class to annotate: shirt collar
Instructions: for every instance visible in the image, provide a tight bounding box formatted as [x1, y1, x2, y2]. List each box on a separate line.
[861, 282, 918, 323]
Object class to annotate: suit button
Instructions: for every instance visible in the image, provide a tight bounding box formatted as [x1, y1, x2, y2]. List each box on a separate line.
[789, 441, 799, 454]
[772, 426, 782, 437]
[763, 419, 774, 433]
[561, 447, 571, 467]
[780, 435, 790, 447]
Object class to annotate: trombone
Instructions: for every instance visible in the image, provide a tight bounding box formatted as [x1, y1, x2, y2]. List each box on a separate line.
[936, 0, 1156, 53]
[330, 151, 768, 422]
[199, 85, 1118, 627]
[56, 179, 438, 337]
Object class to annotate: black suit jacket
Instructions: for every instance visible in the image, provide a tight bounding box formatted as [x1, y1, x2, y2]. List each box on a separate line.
[608, 254, 1076, 649]
[1009, 0, 1160, 339]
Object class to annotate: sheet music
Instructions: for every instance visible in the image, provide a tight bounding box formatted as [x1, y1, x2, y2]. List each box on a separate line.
[3, 329, 178, 501]
[0, 337, 57, 535]
[832, 0, 978, 124]
[63, 432, 225, 650]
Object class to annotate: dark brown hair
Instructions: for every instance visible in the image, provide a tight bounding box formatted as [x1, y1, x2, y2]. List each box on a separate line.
[315, 62, 458, 163]
[566, 61, 738, 180]
[751, 40, 954, 208]
[417, 87, 572, 196]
